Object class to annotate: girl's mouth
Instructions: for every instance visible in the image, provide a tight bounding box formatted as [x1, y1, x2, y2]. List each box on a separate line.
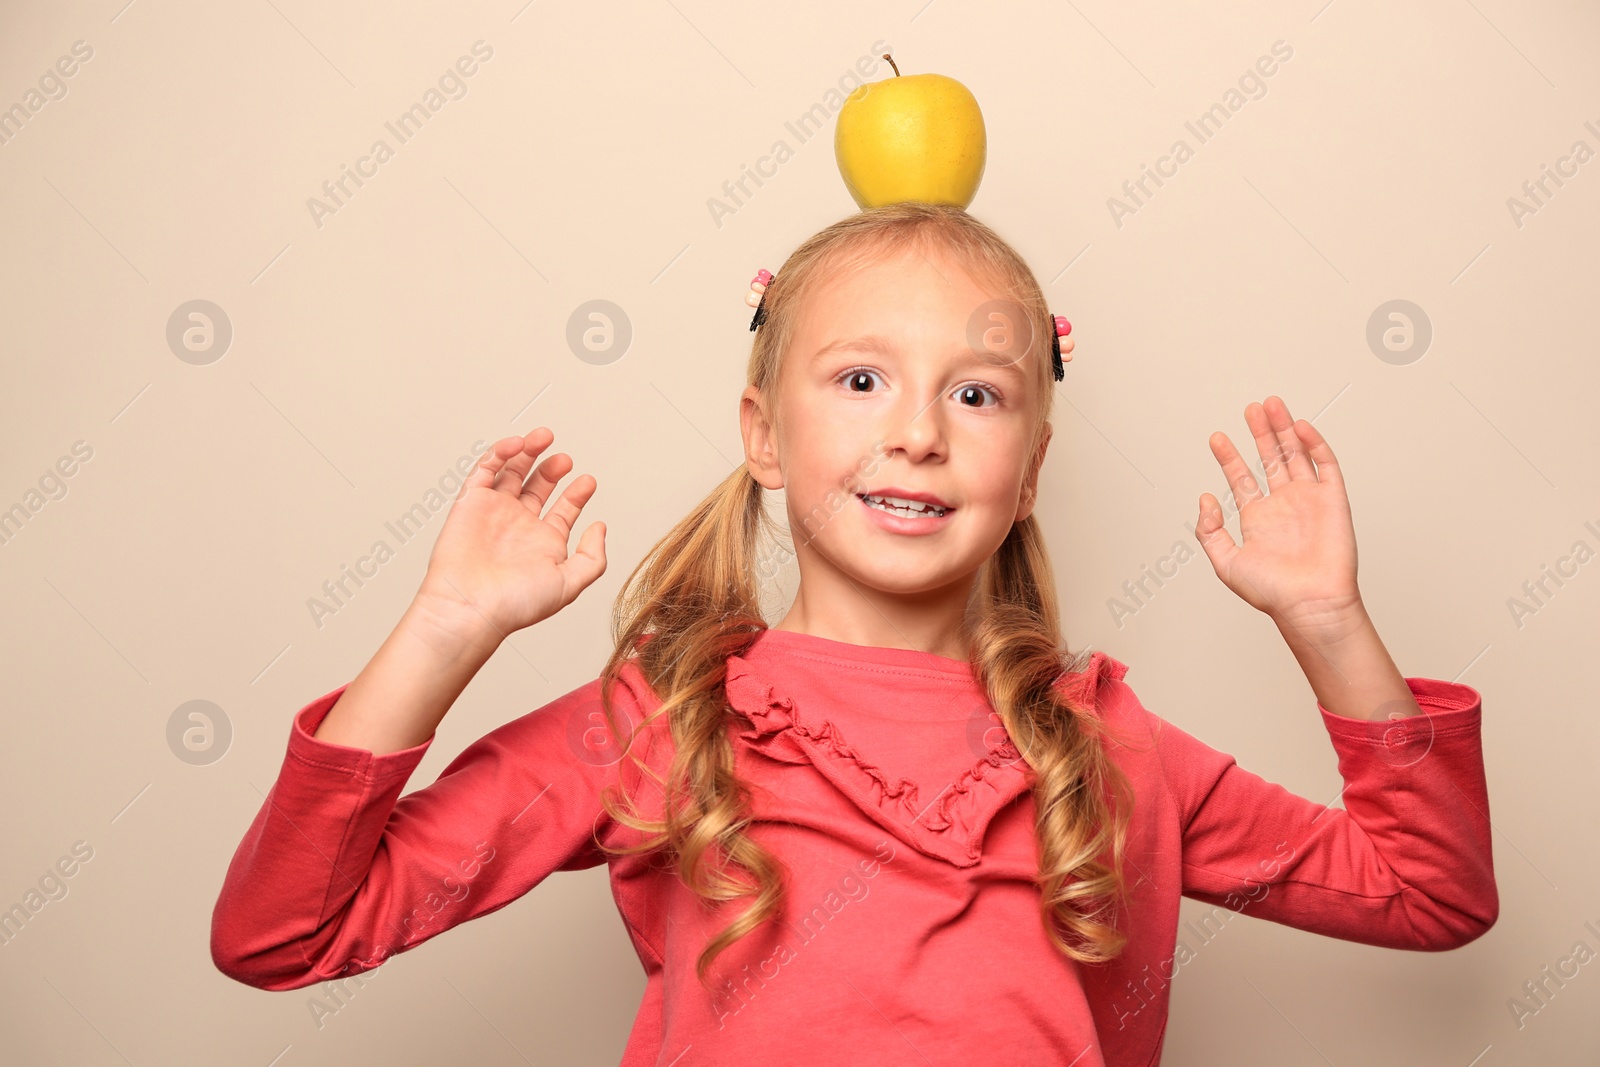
[856, 493, 954, 535]
[858, 493, 950, 518]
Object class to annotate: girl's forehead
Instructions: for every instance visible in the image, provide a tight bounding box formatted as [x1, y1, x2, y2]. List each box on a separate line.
[802, 244, 1013, 323]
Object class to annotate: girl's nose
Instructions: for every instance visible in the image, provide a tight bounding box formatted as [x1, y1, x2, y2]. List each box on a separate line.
[880, 393, 947, 463]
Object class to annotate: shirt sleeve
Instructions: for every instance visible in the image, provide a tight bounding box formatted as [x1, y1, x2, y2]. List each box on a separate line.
[210, 667, 658, 990]
[1129, 673, 1497, 951]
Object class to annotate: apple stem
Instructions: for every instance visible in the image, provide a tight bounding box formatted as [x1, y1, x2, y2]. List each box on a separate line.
[883, 54, 900, 76]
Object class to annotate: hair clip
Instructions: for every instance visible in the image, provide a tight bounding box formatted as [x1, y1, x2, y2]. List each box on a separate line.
[747, 269, 773, 331]
[1050, 315, 1072, 381]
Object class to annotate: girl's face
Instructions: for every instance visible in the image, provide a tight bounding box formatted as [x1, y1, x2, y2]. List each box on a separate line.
[742, 242, 1052, 600]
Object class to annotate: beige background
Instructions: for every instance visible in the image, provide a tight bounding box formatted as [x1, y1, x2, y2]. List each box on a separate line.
[2, 0, 1596, 1063]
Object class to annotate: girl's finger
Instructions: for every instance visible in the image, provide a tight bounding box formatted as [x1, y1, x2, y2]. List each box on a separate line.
[1193, 491, 1238, 571]
[1244, 402, 1293, 492]
[1295, 418, 1344, 489]
[560, 520, 608, 601]
[492, 428, 555, 497]
[541, 473, 597, 542]
[516, 451, 573, 511]
[1263, 396, 1316, 482]
[457, 436, 526, 501]
[1207, 431, 1264, 509]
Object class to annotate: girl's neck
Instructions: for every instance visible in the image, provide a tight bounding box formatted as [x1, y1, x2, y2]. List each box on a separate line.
[773, 595, 973, 661]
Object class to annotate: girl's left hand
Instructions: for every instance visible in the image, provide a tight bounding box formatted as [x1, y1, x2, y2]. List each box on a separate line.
[1194, 396, 1362, 637]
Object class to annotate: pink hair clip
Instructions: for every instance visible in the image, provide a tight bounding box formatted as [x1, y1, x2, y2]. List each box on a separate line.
[1050, 315, 1072, 381]
[747, 269, 773, 331]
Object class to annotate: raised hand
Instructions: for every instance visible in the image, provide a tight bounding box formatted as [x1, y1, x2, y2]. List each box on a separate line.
[414, 429, 607, 643]
[1193, 396, 1362, 639]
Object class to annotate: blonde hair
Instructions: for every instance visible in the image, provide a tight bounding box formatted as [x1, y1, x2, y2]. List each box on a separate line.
[594, 201, 1138, 989]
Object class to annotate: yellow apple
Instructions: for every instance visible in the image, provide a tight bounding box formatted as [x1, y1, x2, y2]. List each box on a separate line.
[834, 56, 987, 210]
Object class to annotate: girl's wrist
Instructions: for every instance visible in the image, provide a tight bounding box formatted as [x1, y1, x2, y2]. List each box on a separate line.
[405, 588, 505, 665]
[1270, 593, 1370, 649]
[312, 597, 498, 754]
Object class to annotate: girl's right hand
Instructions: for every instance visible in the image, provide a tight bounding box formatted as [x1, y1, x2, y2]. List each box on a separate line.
[413, 429, 607, 644]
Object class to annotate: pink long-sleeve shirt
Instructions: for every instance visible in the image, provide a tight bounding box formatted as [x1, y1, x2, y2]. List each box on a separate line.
[211, 627, 1497, 1065]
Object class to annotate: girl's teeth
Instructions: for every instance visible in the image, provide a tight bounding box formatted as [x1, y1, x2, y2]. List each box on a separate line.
[864, 495, 946, 517]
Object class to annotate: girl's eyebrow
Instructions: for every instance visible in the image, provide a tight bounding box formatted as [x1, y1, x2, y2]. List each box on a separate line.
[810, 335, 897, 362]
[811, 334, 1031, 381]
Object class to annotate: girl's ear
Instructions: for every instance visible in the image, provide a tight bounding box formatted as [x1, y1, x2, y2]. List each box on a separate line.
[1015, 421, 1053, 522]
[741, 385, 784, 490]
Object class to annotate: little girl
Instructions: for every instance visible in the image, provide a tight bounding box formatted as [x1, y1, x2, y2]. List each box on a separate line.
[211, 202, 1497, 1066]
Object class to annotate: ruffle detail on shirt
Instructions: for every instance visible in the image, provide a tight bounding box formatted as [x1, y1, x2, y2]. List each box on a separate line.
[1054, 648, 1129, 711]
[721, 654, 1129, 869]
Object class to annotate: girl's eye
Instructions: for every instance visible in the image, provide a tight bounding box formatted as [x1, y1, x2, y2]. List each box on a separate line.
[839, 368, 882, 393]
[955, 384, 1001, 408]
